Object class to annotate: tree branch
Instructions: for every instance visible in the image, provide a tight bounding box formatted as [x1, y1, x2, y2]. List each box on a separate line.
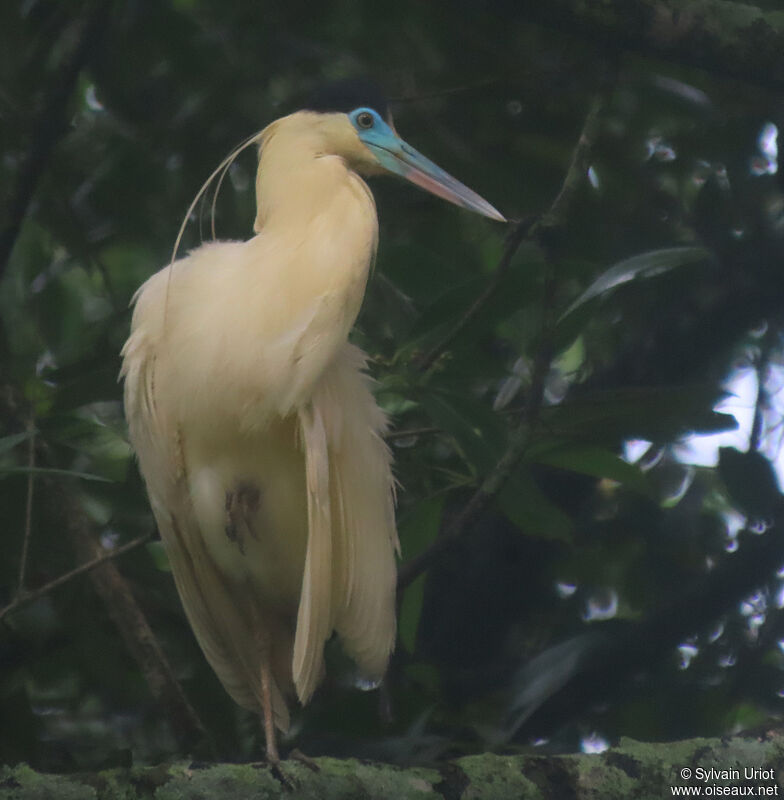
[398, 331, 552, 588]
[415, 221, 531, 373]
[58, 487, 209, 752]
[15, 418, 36, 597]
[414, 89, 605, 375]
[535, 93, 605, 234]
[0, 400, 208, 751]
[399, 91, 608, 589]
[0, 531, 153, 624]
[0, 3, 108, 278]
[385, 426, 440, 442]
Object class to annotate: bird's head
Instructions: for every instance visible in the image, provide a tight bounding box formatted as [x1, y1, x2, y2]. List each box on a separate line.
[291, 78, 506, 222]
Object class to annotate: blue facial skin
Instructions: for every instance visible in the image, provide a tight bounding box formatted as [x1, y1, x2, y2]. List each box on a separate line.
[347, 107, 394, 141]
[348, 106, 444, 178]
[347, 107, 506, 222]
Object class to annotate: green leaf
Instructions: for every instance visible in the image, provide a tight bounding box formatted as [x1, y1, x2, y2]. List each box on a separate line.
[496, 469, 574, 541]
[41, 412, 132, 483]
[419, 391, 509, 475]
[398, 498, 444, 654]
[0, 432, 32, 456]
[541, 384, 737, 443]
[146, 541, 171, 572]
[559, 246, 709, 320]
[420, 393, 496, 475]
[718, 447, 781, 519]
[530, 443, 650, 494]
[403, 244, 542, 353]
[399, 577, 425, 656]
[44, 413, 130, 457]
[0, 466, 112, 482]
[408, 277, 487, 340]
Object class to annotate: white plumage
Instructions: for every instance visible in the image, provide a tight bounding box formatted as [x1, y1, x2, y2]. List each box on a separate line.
[121, 94, 502, 760]
[123, 111, 398, 733]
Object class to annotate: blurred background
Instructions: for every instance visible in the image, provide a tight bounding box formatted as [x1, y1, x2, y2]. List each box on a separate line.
[4, 0, 784, 770]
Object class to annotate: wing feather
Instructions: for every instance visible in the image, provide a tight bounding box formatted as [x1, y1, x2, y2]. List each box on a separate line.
[292, 402, 333, 703]
[122, 320, 293, 730]
[314, 344, 399, 683]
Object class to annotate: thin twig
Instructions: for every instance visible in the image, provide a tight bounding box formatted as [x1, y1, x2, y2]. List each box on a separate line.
[398, 296, 553, 588]
[750, 329, 775, 453]
[398, 90, 609, 590]
[536, 95, 605, 234]
[63, 502, 209, 750]
[0, 531, 153, 623]
[414, 92, 606, 376]
[415, 220, 532, 372]
[16, 418, 36, 597]
[385, 426, 440, 441]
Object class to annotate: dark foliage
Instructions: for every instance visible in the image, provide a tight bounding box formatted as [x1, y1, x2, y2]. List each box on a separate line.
[3, 0, 784, 770]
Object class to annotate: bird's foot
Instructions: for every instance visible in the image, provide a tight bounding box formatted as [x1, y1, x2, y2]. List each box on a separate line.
[266, 753, 297, 791]
[290, 747, 320, 772]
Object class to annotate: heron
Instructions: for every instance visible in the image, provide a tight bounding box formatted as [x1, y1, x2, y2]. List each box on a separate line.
[121, 79, 504, 764]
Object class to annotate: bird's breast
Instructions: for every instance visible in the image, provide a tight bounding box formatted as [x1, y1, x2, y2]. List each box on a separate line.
[184, 414, 309, 607]
[158, 181, 376, 430]
[125, 160, 378, 600]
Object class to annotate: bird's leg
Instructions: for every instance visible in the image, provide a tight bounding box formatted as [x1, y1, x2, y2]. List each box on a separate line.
[251, 612, 318, 782]
[248, 604, 279, 762]
[258, 635, 280, 766]
[250, 617, 298, 790]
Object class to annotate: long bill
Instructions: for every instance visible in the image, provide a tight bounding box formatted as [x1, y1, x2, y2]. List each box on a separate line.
[365, 130, 506, 222]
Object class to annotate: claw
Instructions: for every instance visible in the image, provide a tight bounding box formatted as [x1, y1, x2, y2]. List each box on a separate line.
[290, 748, 320, 772]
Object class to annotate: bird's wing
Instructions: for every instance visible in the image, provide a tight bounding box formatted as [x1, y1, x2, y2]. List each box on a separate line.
[317, 344, 399, 683]
[292, 401, 334, 703]
[122, 315, 292, 730]
[291, 343, 398, 700]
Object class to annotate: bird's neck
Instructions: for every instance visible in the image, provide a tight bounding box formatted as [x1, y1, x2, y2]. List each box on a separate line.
[246, 117, 379, 378]
[253, 118, 376, 235]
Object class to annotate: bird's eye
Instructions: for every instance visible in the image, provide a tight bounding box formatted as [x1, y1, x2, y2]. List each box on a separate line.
[356, 111, 374, 129]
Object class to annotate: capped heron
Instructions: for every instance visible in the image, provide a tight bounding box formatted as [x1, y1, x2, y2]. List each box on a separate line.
[121, 80, 504, 763]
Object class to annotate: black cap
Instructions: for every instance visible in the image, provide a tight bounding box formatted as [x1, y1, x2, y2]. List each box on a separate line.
[302, 78, 389, 119]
